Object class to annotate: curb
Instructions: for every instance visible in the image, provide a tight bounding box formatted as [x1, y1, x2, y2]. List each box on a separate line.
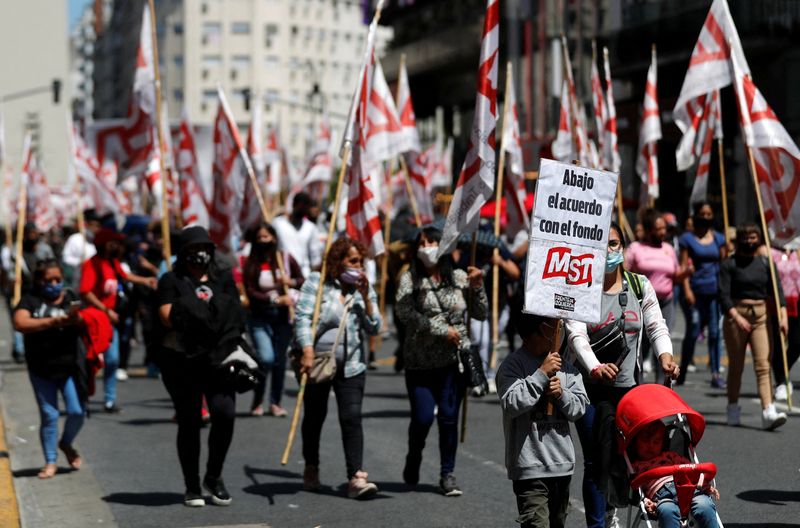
[0, 376, 22, 528]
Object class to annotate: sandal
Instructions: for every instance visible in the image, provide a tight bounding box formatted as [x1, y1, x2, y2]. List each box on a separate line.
[58, 441, 82, 470]
[38, 464, 57, 479]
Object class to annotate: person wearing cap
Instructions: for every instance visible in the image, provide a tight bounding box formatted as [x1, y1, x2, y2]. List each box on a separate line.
[62, 210, 102, 288]
[79, 228, 156, 413]
[155, 226, 249, 507]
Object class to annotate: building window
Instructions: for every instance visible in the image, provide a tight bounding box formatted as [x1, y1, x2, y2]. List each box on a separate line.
[266, 89, 279, 104]
[231, 22, 251, 35]
[173, 89, 184, 102]
[264, 24, 278, 48]
[264, 55, 280, 70]
[173, 23, 183, 35]
[173, 55, 184, 67]
[202, 22, 221, 44]
[231, 55, 251, 69]
[202, 55, 222, 68]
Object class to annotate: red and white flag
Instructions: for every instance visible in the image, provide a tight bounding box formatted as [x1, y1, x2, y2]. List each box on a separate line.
[438, 0, 499, 258]
[602, 47, 621, 173]
[365, 58, 406, 163]
[636, 47, 661, 201]
[295, 118, 333, 203]
[689, 91, 722, 205]
[174, 108, 209, 228]
[551, 81, 573, 163]
[397, 59, 421, 154]
[737, 71, 800, 249]
[427, 136, 453, 189]
[403, 151, 434, 223]
[590, 43, 607, 169]
[209, 88, 247, 252]
[264, 125, 283, 195]
[27, 157, 56, 233]
[501, 65, 528, 239]
[241, 98, 267, 231]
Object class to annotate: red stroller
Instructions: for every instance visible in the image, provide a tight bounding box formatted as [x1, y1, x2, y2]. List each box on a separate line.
[615, 384, 724, 528]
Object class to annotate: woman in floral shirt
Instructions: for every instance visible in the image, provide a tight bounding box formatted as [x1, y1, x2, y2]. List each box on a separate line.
[396, 226, 487, 497]
[770, 246, 800, 401]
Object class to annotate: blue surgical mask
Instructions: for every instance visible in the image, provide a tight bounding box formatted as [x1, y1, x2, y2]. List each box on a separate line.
[339, 267, 362, 285]
[605, 250, 624, 274]
[42, 282, 64, 301]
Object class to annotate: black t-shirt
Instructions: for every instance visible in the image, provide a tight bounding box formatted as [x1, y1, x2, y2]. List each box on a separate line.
[15, 290, 81, 379]
[157, 270, 238, 307]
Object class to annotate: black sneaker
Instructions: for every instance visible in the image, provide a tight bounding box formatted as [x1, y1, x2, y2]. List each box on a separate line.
[203, 476, 232, 506]
[439, 473, 462, 497]
[183, 490, 205, 507]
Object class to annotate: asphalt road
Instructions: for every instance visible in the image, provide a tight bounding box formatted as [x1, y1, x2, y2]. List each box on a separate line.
[2, 310, 800, 528]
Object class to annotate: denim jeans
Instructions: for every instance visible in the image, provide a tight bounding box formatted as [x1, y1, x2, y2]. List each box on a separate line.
[29, 373, 85, 465]
[247, 318, 292, 408]
[103, 328, 120, 405]
[654, 482, 719, 528]
[680, 293, 722, 376]
[405, 365, 465, 477]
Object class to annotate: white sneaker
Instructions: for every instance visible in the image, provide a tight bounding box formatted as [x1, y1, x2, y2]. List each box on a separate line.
[726, 403, 741, 426]
[605, 508, 621, 528]
[687, 364, 698, 373]
[719, 365, 726, 374]
[775, 383, 788, 402]
[487, 378, 497, 395]
[762, 404, 788, 431]
[115, 369, 129, 381]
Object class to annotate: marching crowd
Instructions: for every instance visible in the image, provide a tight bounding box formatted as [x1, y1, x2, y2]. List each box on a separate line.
[2, 192, 798, 528]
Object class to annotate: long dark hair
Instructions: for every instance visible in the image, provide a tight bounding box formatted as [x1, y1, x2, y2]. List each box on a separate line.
[243, 223, 278, 288]
[410, 226, 456, 288]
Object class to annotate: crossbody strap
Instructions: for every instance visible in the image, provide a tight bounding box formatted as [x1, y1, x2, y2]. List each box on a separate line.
[326, 295, 354, 357]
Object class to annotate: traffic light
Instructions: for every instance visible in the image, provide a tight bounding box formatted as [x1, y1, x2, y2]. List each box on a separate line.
[52, 79, 61, 104]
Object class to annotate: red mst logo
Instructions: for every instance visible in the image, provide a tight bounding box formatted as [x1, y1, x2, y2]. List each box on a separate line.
[541, 247, 593, 286]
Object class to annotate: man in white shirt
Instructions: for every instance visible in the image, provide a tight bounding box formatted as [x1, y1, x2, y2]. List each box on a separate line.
[272, 193, 323, 278]
[62, 210, 101, 287]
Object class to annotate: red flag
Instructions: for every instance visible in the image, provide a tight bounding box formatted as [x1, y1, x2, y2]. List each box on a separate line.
[689, 91, 721, 205]
[603, 47, 621, 173]
[209, 88, 247, 252]
[396, 59, 421, 154]
[636, 47, 661, 201]
[241, 99, 267, 231]
[438, 0, 499, 258]
[174, 108, 209, 227]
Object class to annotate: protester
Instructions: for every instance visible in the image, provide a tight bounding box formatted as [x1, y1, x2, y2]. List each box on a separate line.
[631, 420, 720, 527]
[395, 226, 487, 497]
[272, 192, 324, 278]
[243, 222, 303, 417]
[294, 237, 381, 499]
[566, 222, 679, 528]
[497, 313, 588, 528]
[770, 244, 800, 402]
[719, 224, 788, 430]
[13, 260, 86, 479]
[626, 209, 691, 378]
[61, 209, 101, 288]
[156, 226, 252, 507]
[677, 201, 728, 387]
[79, 228, 156, 413]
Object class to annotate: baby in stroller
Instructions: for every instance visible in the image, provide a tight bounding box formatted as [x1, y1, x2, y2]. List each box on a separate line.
[616, 384, 723, 528]
[631, 420, 719, 527]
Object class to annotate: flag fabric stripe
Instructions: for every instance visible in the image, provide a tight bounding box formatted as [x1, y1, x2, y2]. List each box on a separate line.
[636, 47, 661, 201]
[175, 108, 209, 228]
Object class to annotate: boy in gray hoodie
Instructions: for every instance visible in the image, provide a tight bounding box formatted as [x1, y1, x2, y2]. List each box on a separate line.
[497, 313, 588, 528]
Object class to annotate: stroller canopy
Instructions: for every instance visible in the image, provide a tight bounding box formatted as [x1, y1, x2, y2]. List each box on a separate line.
[616, 384, 706, 451]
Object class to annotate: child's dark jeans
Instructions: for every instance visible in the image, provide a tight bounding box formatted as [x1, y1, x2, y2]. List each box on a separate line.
[654, 482, 719, 528]
[512, 476, 571, 528]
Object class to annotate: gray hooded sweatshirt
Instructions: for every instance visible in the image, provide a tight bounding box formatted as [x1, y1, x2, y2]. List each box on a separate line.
[496, 347, 589, 481]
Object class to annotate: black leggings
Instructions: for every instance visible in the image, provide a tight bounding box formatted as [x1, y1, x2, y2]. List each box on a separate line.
[302, 371, 365, 480]
[160, 356, 236, 492]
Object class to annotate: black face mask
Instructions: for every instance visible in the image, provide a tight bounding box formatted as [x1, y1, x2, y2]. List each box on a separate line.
[738, 242, 759, 255]
[694, 217, 712, 231]
[23, 239, 37, 252]
[186, 250, 212, 269]
[254, 241, 276, 254]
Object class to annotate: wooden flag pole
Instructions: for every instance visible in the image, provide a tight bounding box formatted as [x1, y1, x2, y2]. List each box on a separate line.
[147, 0, 173, 272]
[717, 139, 731, 246]
[490, 62, 513, 374]
[746, 146, 792, 411]
[378, 158, 397, 329]
[12, 174, 27, 307]
[282, 142, 352, 465]
[398, 155, 422, 227]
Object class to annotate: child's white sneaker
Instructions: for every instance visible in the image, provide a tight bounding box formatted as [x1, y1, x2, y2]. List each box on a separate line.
[762, 404, 787, 431]
[726, 403, 741, 426]
[775, 383, 789, 402]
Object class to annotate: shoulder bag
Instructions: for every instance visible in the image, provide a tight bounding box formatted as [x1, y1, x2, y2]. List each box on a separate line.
[291, 296, 354, 384]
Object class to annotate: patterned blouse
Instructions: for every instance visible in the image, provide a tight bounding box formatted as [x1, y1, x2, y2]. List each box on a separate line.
[293, 272, 382, 378]
[396, 268, 488, 371]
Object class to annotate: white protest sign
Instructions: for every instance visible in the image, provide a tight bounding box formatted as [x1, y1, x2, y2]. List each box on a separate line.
[524, 158, 618, 324]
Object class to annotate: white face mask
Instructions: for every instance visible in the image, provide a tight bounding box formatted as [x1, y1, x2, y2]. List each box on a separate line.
[417, 246, 439, 268]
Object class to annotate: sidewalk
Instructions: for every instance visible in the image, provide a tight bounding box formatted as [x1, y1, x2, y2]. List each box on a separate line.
[0, 300, 117, 528]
